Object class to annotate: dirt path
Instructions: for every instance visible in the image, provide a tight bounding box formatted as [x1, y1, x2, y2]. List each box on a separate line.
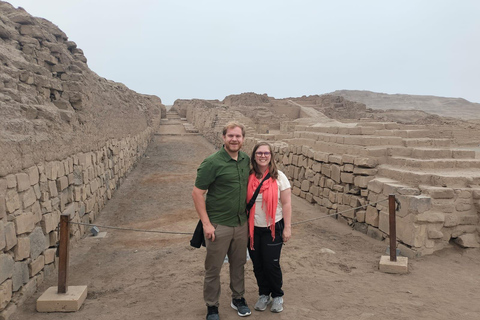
[11, 121, 480, 320]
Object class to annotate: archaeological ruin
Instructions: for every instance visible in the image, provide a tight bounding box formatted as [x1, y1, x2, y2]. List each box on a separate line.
[173, 94, 480, 260]
[1, 1, 479, 318]
[0, 2, 166, 316]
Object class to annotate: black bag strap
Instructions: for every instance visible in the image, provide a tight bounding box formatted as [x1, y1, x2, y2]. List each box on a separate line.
[247, 173, 271, 211]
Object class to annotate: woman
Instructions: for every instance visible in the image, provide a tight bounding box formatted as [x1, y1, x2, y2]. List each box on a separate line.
[247, 142, 292, 313]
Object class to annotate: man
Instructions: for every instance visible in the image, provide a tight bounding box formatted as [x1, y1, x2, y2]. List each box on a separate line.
[192, 122, 251, 320]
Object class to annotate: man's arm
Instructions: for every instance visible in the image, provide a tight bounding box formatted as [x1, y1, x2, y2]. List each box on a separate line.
[192, 186, 216, 242]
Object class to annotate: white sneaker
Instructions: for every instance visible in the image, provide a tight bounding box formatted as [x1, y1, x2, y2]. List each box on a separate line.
[270, 296, 283, 313]
[254, 295, 272, 311]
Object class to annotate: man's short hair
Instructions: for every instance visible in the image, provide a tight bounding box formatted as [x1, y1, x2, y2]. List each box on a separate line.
[222, 121, 245, 137]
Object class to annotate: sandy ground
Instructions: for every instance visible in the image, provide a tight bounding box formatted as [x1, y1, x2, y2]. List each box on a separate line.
[11, 120, 480, 320]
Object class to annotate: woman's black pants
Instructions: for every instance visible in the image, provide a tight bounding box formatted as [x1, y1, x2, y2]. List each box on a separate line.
[248, 219, 284, 298]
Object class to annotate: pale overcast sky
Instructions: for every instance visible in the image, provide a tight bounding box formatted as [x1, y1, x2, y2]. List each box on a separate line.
[6, 0, 480, 105]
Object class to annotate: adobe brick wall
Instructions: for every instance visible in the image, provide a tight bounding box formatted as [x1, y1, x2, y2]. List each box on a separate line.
[0, 2, 165, 315]
[173, 99, 255, 148]
[0, 127, 155, 314]
[175, 100, 480, 259]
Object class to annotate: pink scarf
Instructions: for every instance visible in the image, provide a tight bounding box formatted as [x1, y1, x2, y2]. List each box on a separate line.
[247, 170, 278, 250]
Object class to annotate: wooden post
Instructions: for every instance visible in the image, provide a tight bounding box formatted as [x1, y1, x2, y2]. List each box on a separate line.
[389, 194, 397, 262]
[58, 214, 70, 293]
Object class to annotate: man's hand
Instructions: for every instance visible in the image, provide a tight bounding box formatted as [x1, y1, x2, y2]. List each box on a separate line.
[203, 223, 216, 242]
[192, 186, 215, 241]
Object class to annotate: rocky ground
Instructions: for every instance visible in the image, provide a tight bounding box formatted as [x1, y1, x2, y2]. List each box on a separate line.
[10, 122, 480, 320]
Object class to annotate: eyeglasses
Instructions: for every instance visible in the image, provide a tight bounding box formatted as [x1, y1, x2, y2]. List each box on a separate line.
[255, 152, 271, 157]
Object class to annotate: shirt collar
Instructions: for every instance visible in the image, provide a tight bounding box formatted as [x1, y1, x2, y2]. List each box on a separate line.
[220, 145, 244, 162]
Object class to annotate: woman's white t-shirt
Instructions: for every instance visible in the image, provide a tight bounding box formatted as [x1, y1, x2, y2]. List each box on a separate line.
[254, 170, 291, 227]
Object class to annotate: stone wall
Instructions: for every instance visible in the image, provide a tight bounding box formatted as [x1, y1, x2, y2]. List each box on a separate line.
[0, 2, 165, 316]
[173, 99, 255, 148]
[0, 129, 153, 315]
[246, 122, 480, 257]
[173, 94, 299, 135]
[0, 1, 166, 177]
[173, 99, 480, 259]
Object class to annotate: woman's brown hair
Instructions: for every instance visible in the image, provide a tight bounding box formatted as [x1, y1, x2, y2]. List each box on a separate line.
[250, 142, 279, 180]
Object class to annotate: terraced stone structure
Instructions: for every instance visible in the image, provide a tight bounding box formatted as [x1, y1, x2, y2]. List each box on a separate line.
[173, 95, 480, 258]
[1, 1, 479, 317]
[0, 2, 165, 316]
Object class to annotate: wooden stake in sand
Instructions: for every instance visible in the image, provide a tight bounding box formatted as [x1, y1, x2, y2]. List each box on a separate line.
[58, 214, 70, 293]
[379, 194, 408, 274]
[36, 214, 88, 312]
[389, 194, 397, 262]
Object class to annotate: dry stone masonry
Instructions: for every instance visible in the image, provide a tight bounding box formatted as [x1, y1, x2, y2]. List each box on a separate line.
[0, 2, 165, 317]
[173, 99, 256, 148]
[1, 1, 479, 317]
[174, 95, 480, 260]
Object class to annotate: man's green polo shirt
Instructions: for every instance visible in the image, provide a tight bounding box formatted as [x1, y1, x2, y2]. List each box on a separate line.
[195, 146, 250, 227]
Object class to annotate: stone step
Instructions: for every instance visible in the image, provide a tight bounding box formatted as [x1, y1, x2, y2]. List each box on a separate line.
[387, 157, 480, 169]
[376, 129, 453, 139]
[295, 131, 405, 147]
[420, 185, 480, 199]
[182, 123, 199, 133]
[255, 133, 293, 140]
[307, 126, 455, 141]
[282, 138, 373, 157]
[281, 138, 463, 162]
[154, 133, 201, 136]
[303, 125, 450, 138]
[305, 126, 375, 135]
[160, 119, 183, 125]
[387, 147, 476, 159]
[355, 121, 401, 130]
[367, 177, 421, 197]
[419, 185, 480, 215]
[295, 130, 455, 149]
[402, 138, 452, 148]
[377, 165, 480, 188]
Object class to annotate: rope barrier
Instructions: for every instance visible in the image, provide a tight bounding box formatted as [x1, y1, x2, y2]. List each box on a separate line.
[54, 195, 399, 294]
[67, 198, 390, 235]
[292, 198, 389, 226]
[68, 221, 193, 235]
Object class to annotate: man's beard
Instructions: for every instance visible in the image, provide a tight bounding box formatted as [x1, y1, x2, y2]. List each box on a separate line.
[225, 142, 242, 153]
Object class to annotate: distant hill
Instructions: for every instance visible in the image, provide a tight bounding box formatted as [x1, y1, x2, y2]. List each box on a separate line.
[330, 90, 480, 120]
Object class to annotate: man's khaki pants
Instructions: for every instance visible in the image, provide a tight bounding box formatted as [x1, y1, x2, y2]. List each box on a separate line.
[204, 223, 248, 307]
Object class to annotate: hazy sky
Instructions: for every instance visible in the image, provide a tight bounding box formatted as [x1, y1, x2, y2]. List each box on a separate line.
[6, 0, 480, 105]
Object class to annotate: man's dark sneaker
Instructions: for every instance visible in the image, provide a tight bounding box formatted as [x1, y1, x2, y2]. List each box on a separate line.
[206, 306, 219, 320]
[230, 297, 251, 317]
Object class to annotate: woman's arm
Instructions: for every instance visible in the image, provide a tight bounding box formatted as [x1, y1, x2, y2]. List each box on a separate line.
[280, 188, 292, 242]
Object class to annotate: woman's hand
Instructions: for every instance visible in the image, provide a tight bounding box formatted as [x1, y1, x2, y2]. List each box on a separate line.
[280, 187, 292, 243]
[282, 225, 291, 243]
